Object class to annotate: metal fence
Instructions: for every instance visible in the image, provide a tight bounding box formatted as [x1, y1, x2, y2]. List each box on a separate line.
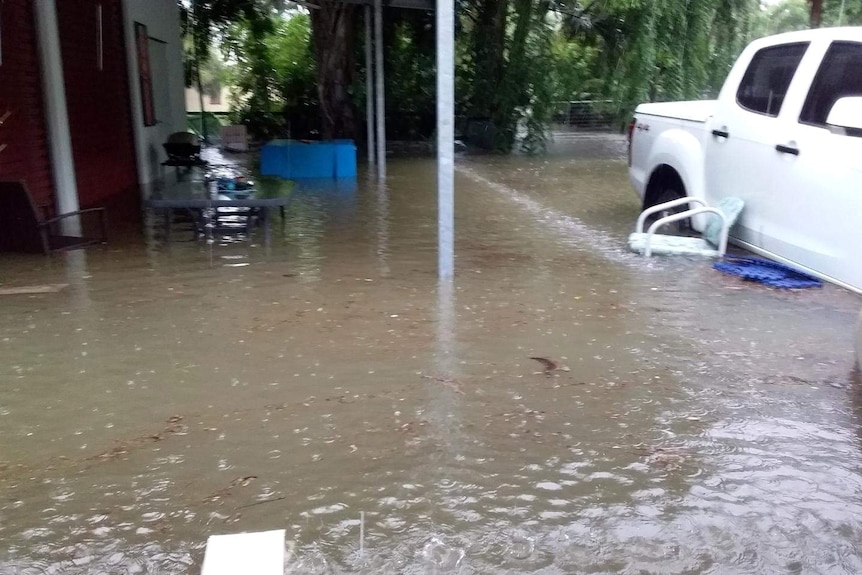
[552, 99, 619, 129]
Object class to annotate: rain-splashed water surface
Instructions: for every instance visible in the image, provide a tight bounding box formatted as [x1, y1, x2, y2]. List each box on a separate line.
[1, 135, 861, 574]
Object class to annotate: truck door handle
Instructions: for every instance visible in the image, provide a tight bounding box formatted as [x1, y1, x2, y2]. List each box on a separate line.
[775, 144, 799, 156]
[711, 129, 730, 138]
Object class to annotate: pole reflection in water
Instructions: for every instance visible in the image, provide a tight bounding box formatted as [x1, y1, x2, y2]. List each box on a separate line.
[63, 249, 91, 310]
[435, 277, 456, 380]
[419, 277, 470, 572]
[374, 174, 390, 277]
[284, 180, 327, 281]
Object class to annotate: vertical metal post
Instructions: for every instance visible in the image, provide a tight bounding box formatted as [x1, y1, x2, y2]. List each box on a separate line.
[437, 0, 455, 278]
[35, 0, 81, 235]
[197, 52, 206, 142]
[192, 1, 206, 142]
[365, 4, 375, 166]
[96, 4, 103, 71]
[0, 0, 5, 67]
[374, 0, 386, 178]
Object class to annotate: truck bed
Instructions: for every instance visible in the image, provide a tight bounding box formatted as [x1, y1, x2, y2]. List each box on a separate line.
[635, 100, 717, 123]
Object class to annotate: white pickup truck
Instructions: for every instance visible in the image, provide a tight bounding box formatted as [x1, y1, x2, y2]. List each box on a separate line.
[628, 27, 862, 293]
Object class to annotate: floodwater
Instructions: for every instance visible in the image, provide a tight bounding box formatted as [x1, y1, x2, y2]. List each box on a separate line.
[1, 134, 861, 574]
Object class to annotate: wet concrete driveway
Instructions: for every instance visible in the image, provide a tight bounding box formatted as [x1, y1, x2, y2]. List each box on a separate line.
[1, 135, 861, 574]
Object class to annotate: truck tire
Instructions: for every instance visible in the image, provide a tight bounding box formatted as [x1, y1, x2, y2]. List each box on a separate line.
[645, 187, 691, 235]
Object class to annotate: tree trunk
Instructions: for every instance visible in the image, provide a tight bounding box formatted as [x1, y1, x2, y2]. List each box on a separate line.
[467, 0, 509, 118]
[311, 2, 357, 140]
[491, 0, 536, 150]
[809, 0, 823, 27]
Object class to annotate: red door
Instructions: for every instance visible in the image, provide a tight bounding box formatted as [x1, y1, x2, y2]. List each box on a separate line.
[0, 0, 55, 209]
[57, 0, 138, 213]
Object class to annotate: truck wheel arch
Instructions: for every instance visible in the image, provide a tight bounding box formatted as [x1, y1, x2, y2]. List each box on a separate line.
[644, 164, 686, 210]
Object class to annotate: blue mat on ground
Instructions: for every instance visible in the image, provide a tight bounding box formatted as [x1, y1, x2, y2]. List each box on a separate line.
[713, 257, 822, 289]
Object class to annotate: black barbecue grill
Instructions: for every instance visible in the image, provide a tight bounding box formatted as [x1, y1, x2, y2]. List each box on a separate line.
[162, 132, 207, 167]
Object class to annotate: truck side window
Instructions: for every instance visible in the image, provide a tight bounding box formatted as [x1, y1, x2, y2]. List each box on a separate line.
[736, 43, 808, 117]
[800, 41, 862, 127]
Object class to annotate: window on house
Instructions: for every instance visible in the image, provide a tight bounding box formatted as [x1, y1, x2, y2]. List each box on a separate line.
[736, 43, 808, 117]
[799, 41, 862, 127]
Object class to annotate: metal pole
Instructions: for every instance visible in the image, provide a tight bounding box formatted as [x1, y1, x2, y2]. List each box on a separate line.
[436, 0, 455, 278]
[365, 5, 375, 166]
[192, 2, 207, 142]
[839, 0, 846, 25]
[35, 0, 81, 235]
[374, 0, 386, 178]
[196, 47, 207, 141]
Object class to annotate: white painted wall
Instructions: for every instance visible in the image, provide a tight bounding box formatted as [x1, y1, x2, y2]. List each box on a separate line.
[122, 0, 186, 187]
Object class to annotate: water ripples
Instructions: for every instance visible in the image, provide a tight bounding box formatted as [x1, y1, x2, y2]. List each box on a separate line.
[3, 150, 862, 573]
[0, 542, 196, 575]
[457, 165, 637, 266]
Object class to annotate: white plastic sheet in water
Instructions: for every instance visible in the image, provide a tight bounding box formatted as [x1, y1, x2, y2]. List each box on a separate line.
[201, 529, 285, 575]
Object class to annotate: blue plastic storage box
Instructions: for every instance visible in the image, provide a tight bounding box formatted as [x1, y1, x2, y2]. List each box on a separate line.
[260, 140, 357, 179]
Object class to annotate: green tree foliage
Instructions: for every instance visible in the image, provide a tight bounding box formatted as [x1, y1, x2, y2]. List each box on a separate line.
[180, 0, 283, 85]
[815, 0, 862, 26]
[549, 36, 600, 102]
[560, 0, 760, 116]
[749, 1, 862, 38]
[459, 0, 560, 152]
[181, 0, 284, 139]
[182, 0, 862, 154]
[752, 0, 810, 35]
[224, 15, 276, 114]
[222, 10, 316, 138]
[181, 0, 354, 139]
[456, 0, 760, 150]
[380, 13, 437, 140]
[832, 0, 862, 24]
[270, 14, 319, 137]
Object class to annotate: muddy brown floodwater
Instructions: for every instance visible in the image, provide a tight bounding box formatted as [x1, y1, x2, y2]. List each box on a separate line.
[1, 134, 861, 574]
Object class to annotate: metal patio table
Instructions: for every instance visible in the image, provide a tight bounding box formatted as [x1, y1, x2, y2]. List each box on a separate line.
[145, 180, 289, 247]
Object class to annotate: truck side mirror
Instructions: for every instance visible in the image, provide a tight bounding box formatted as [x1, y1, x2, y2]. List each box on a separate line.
[826, 96, 862, 131]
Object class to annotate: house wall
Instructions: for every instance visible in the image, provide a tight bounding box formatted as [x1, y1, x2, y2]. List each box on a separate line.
[0, 0, 55, 207]
[186, 86, 233, 114]
[121, 0, 186, 187]
[57, 0, 138, 210]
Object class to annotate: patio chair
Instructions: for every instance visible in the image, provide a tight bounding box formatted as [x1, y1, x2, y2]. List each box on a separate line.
[0, 181, 107, 254]
[628, 196, 744, 257]
[220, 125, 249, 152]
